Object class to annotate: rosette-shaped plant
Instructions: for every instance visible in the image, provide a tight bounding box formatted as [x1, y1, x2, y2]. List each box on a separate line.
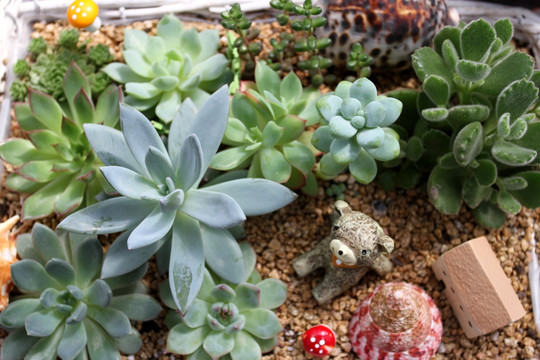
[58, 87, 297, 314]
[103, 14, 230, 123]
[0, 223, 161, 360]
[312, 78, 402, 183]
[384, 18, 540, 228]
[162, 242, 287, 360]
[0, 62, 121, 220]
[211, 62, 320, 195]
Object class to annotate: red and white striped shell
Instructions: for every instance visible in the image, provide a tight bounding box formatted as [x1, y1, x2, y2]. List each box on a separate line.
[0, 216, 19, 311]
[317, 0, 455, 68]
[349, 282, 442, 359]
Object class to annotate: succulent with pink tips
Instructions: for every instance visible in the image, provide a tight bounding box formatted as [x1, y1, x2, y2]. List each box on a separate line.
[349, 282, 442, 360]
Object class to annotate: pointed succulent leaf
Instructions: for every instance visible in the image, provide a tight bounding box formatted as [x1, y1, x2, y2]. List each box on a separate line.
[155, 90, 183, 123]
[96, 85, 122, 128]
[125, 83, 160, 99]
[412, 47, 453, 86]
[113, 327, 142, 355]
[281, 71, 302, 100]
[176, 134, 203, 190]
[45, 259, 75, 286]
[160, 188, 185, 212]
[25, 309, 65, 337]
[257, 279, 287, 309]
[124, 29, 149, 51]
[496, 79, 538, 120]
[261, 121, 284, 148]
[14, 103, 44, 132]
[103, 63, 147, 83]
[167, 323, 209, 355]
[283, 141, 316, 175]
[453, 121, 484, 166]
[21, 176, 72, 220]
[255, 62, 281, 98]
[243, 308, 282, 339]
[223, 118, 251, 145]
[211, 145, 256, 171]
[474, 159, 497, 186]
[491, 139, 536, 166]
[72, 89, 95, 126]
[0, 299, 42, 329]
[123, 49, 152, 77]
[65, 302, 87, 324]
[25, 324, 64, 360]
[170, 213, 204, 314]
[104, 263, 147, 291]
[181, 189, 245, 229]
[275, 115, 305, 144]
[86, 307, 131, 338]
[57, 322, 87, 360]
[0, 328, 39, 360]
[0, 139, 43, 167]
[128, 205, 176, 249]
[84, 318, 121, 360]
[428, 165, 465, 214]
[192, 54, 228, 81]
[31, 223, 65, 262]
[200, 226, 245, 284]
[102, 231, 165, 278]
[11, 259, 61, 292]
[230, 330, 261, 360]
[181, 299, 211, 328]
[83, 279, 112, 307]
[100, 166, 157, 199]
[211, 284, 236, 302]
[472, 201, 507, 229]
[28, 90, 62, 133]
[145, 146, 174, 184]
[63, 62, 91, 105]
[461, 19, 495, 61]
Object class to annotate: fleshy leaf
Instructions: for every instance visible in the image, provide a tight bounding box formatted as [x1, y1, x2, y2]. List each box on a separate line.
[201, 226, 245, 284]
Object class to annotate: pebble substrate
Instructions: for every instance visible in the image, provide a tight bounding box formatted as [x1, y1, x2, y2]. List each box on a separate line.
[0, 18, 539, 360]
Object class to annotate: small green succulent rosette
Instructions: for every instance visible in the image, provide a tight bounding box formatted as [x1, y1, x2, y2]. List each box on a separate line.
[312, 78, 402, 184]
[103, 14, 230, 123]
[0, 224, 161, 360]
[0, 62, 121, 220]
[162, 242, 287, 360]
[211, 62, 321, 195]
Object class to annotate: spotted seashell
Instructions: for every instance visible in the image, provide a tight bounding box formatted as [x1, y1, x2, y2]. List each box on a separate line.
[349, 282, 442, 359]
[0, 216, 19, 311]
[317, 0, 452, 69]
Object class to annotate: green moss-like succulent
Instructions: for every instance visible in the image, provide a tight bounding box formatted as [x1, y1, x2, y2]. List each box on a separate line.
[58, 87, 296, 315]
[0, 62, 122, 220]
[13, 59, 30, 77]
[87, 44, 115, 66]
[383, 18, 540, 228]
[312, 77, 403, 184]
[0, 224, 161, 360]
[9, 80, 27, 101]
[28, 37, 48, 58]
[103, 14, 230, 123]
[211, 62, 321, 195]
[162, 242, 287, 360]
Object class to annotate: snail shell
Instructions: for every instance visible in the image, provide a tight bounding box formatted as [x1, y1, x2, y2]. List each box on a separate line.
[0, 216, 19, 311]
[316, 0, 454, 69]
[349, 282, 442, 359]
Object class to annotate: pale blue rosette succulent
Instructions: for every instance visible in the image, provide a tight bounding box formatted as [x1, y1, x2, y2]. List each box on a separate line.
[312, 78, 403, 183]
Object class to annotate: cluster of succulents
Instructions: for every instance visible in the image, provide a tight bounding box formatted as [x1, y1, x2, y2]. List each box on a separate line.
[58, 87, 297, 314]
[211, 62, 320, 195]
[10, 29, 114, 102]
[0, 62, 121, 220]
[103, 14, 230, 123]
[0, 224, 161, 360]
[312, 77, 403, 184]
[383, 18, 540, 228]
[161, 242, 287, 359]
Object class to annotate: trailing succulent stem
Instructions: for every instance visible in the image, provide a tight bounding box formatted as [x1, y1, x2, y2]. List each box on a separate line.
[0, 62, 121, 220]
[162, 242, 287, 360]
[383, 18, 540, 228]
[0, 224, 161, 360]
[103, 14, 231, 123]
[58, 86, 297, 314]
[211, 62, 321, 195]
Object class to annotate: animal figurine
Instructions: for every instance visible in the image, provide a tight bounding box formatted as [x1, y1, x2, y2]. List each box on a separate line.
[293, 200, 394, 304]
[316, 0, 457, 68]
[349, 282, 443, 360]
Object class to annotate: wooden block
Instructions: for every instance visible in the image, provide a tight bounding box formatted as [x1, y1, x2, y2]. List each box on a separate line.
[432, 236, 526, 338]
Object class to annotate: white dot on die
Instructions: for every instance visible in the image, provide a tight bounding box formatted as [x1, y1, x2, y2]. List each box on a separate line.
[72, 14, 77, 19]
[71, 5, 75, 10]
[319, 350, 324, 354]
[310, 337, 316, 343]
[315, 344, 320, 349]
[319, 339, 325, 345]
[79, 2, 84, 5]
[88, 6, 92, 11]
[82, 12, 87, 16]
[76, 7, 81, 12]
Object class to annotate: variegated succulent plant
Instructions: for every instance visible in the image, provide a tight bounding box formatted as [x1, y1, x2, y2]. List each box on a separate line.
[0, 62, 121, 220]
[103, 14, 230, 123]
[312, 78, 403, 184]
[161, 242, 287, 360]
[58, 86, 297, 314]
[211, 62, 320, 195]
[0, 224, 161, 360]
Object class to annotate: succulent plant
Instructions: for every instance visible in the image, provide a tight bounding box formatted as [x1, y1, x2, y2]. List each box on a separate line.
[312, 78, 403, 184]
[0, 223, 161, 360]
[0, 62, 122, 220]
[103, 14, 230, 123]
[11, 30, 114, 102]
[162, 242, 287, 359]
[383, 18, 540, 228]
[211, 62, 320, 195]
[13, 59, 30, 77]
[9, 80, 27, 101]
[58, 86, 297, 314]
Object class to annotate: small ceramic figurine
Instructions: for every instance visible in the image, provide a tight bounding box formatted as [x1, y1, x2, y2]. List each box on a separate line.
[67, 0, 101, 32]
[302, 324, 336, 358]
[316, 0, 457, 68]
[0, 216, 19, 311]
[349, 282, 443, 360]
[293, 200, 394, 304]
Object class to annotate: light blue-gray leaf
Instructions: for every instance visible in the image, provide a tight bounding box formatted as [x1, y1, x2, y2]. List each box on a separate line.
[25, 309, 65, 337]
[176, 134, 203, 190]
[200, 225, 245, 284]
[75, 237, 103, 288]
[11, 259, 61, 292]
[86, 307, 131, 338]
[100, 166, 157, 199]
[31, 223, 65, 262]
[127, 205, 176, 249]
[169, 98, 198, 163]
[350, 78, 377, 106]
[181, 189, 245, 229]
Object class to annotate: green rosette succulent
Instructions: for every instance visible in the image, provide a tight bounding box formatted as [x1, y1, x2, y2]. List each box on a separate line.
[384, 18, 540, 228]
[0, 62, 122, 220]
[211, 62, 320, 195]
[312, 78, 403, 184]
[58, 86, 297, 314]
[162, 242, 287, 360]
[0, 223, 161, 360]
[103, 14, 230, 123]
